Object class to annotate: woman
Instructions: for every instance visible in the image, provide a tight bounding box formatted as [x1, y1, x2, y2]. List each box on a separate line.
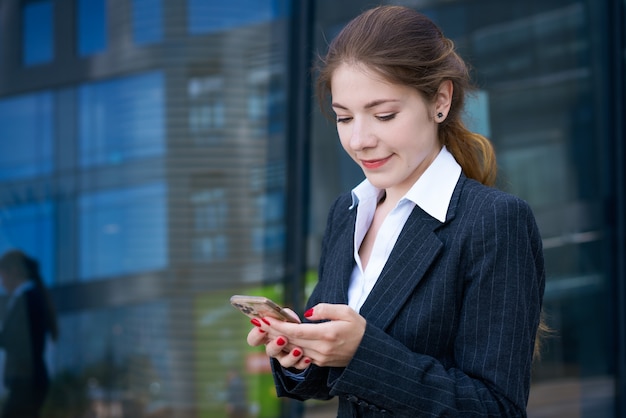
[0, 250, 59, 418]
[247, 5, 545, 417]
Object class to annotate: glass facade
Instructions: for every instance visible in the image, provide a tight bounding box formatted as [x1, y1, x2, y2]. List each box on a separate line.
[77, 0, 107, 56]
[0, 1, 624, 418]
[78, 72, 165, 167]
[132, 0, 163, 45]
[0, 92, 54, 180]
[22, 0, 54, 66]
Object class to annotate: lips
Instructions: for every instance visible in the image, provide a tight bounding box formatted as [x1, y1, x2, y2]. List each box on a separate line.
[361, 155, 392, 169]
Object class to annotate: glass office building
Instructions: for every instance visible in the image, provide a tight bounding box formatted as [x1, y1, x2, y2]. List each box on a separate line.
[0, 0, 624, 417]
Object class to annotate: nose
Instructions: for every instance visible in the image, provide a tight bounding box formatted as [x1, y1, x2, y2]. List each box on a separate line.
[348, 118, 375, 151]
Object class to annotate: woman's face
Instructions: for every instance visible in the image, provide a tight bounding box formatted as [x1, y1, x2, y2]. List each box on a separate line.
[331, 63, 444, 201]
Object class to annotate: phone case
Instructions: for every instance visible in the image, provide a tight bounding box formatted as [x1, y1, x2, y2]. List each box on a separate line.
[230, 295, 299, 323]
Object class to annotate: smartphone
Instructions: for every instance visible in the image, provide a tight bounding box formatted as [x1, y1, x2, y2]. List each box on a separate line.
[230, 295, 300, 323]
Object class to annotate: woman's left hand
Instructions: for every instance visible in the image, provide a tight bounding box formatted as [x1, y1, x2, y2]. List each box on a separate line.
[262, 303, 366, 368]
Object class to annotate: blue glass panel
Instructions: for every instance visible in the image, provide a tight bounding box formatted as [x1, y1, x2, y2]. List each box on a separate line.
[23, 1, 54, 65]
[132, 0, 163, 45]
[77, 0, 107, 55]
[0, 202, 55, 286]
[0, 93, 53, 180]
[53, 302, 172, 393]
[79, 72, 165, 166]
[79, 183, 167, 280]
[188, 0, 289, 35]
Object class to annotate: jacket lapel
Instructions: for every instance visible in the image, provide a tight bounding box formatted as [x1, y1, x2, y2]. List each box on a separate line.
[358, 175, 465, 331]
[321, 206, 357, 305]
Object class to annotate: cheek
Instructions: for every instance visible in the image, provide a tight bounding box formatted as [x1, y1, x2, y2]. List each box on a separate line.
[336, 127, 352, 151]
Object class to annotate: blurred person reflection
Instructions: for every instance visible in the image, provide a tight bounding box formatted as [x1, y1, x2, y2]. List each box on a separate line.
[0, 250, 59, 418]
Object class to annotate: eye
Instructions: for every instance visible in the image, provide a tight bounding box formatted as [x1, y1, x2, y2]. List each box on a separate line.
[336, 116, 353, 124]
[376, 113, 396, 122]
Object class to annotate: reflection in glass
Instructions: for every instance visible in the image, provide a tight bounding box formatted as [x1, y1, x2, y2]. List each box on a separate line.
[23, 1, 54, 66]
[0, 202, 55, 286]
[79, 72, 165, 167]
[79, 183, 167, 280]
[188, 75, 226, 144]
[0, 93, 53, 180]
[132, 0, 163, 45]
[192, 188, 229, 263]
[188, 0, 285, 34]
[48, 302, 171, 416]
[77, 0, 107, 56]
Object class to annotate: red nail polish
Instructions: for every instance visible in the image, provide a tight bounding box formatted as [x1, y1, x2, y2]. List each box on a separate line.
[292, 349, 302, 357]
[304, 358, 311, 364]
[250, 318, 262, 327]
[304, 308, 314, 318]
[258, 328, 265, 333]
[261, 318, 271, 326]
[276, 337, 286, 346]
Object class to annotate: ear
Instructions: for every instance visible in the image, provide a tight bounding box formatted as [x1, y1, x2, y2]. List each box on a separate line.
[434, 80, 453, 121]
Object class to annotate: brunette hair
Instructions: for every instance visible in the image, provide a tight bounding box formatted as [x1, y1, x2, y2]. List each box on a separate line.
[0, 249, 59, 341]
[316, 5, 496, 186]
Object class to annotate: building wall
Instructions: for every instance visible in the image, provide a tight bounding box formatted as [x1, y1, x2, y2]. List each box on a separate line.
[0, 0, 624, 417]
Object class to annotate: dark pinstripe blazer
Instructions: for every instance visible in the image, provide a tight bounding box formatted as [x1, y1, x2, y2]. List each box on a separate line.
[273, 174, 545, 417]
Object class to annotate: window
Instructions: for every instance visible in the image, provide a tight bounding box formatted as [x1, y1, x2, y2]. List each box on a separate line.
[188, 0, 286, 35]
[191, 188, 229, 263]
[79, 183, 167, 280]
[188, 75, 225, 144]
[79, 72, 165, 166]
[252, 191, 285, 253]
[23, 0, 54, 66]
[0, 202, 55, 286]
[132, 0, 162, 45]
[0, 92, 53, 180]
[77, 0, 107, 55]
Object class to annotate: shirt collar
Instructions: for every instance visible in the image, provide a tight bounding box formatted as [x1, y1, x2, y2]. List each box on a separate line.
[350, 146, 461, 222]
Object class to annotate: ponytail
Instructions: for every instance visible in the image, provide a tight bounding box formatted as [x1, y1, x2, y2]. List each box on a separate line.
[442, 120, 497, 187]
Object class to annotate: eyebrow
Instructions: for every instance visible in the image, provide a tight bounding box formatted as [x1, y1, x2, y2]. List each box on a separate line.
[331, 99, 400, 110]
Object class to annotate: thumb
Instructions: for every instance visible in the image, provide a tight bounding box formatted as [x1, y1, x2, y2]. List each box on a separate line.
[303, 303, 354, 322]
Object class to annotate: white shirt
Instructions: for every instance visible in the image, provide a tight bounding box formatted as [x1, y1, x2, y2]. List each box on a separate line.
[347, 146, 462, 311]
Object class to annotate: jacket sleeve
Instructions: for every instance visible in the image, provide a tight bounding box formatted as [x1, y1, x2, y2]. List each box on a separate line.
[327, 194, 545, 416]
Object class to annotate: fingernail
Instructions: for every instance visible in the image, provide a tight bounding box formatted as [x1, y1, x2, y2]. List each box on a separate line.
[304, 358, 311, 364]
[304, 309, 314, 318]
[292, 349, 301, 357]
[276, 337, 286, 346]
[250, 318, 262, 327]
[261, 318, 271, 326]
[258, 328, 265, 333]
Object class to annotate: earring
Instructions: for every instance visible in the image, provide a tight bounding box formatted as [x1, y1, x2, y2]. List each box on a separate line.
[437, 112, 444, 119]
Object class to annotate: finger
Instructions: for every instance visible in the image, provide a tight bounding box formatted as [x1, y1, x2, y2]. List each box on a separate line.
[259, 316, 302, 337]
[273, 345, 309, 370]
[246, 326, 268, 347]
[289, 350, 313, 371]
[296, 356, 313, 370]
[303, 303, 357, 322]
[282, 308, 301, 323]
[265, 335, 290, 357]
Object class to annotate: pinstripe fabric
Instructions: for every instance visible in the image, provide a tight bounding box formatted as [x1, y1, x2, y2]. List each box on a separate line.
[273, 174, 545, 417]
